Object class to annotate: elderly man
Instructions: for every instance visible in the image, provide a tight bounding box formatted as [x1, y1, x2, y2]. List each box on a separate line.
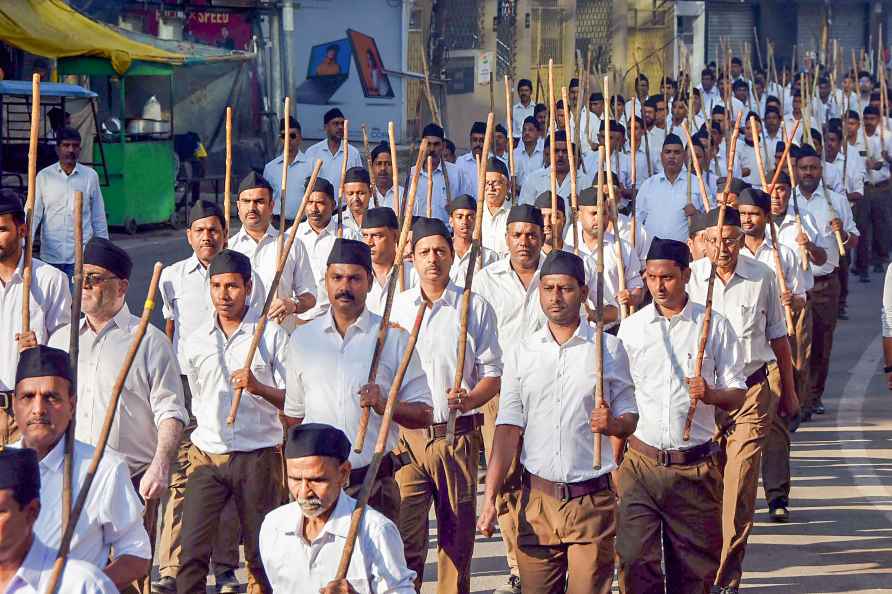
[284, 238, 432, 523]
[0, 446, 118, 593]
[259, 423, 416, 593]
[305, 108, 363, 191]
[33, 127, 108, 280]
[480, 159, 512, 256]
[0, 190, 70, 446]
[11, 345, 151, 589]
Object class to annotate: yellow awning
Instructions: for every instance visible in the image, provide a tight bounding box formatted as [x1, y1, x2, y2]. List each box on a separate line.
[0, 0, 185, 75]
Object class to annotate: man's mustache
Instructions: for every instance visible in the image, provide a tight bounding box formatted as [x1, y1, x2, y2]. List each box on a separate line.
[335, 290, 355, 301]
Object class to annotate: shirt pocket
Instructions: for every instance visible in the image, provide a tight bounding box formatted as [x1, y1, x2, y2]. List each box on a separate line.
[736, 303, 765, 340]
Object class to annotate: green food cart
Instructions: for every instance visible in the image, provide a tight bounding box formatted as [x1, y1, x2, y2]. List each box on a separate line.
[58, 56, 176, 233]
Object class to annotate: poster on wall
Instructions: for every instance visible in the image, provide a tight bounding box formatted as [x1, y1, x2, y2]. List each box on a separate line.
[290, 0, 403, 143]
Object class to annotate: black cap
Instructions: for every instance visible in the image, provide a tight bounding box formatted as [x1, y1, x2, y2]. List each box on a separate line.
[796, 144, 820, 159]
[470, 121, 487, 135]
[361, 207, 399, 230]
[279, 116, 300, 132]
[0, 189, 24, 218]
[447, 194, 477, 214]
[411, 217, 452, 248]
[736, 188, 771, 213]
[495, 124, 508, 136]
[208, 249, 252, 280]
[370, 142, 390, 161]
[775, 171, 792, 187]
[323, 108, 345, 124]
[646, 237, 690, 268]
[423, 123, 445, 139]
[688, 211, 710, 237]
[16, 345, 73, 386]
[485, 158, 509, 178]
[717, 177, 751, 195]
[864, 105, 881, 117]
[506, 204, 543, 227]
[284, 423, 351, 462]
[0, 448, 40, 503]
[577, 187, 598, 207]
[590, 92, 604, 102]
[534, 191, 565, 214]
[327, 238, 372, 272]
[599, 120, 625, 135]
[238, 171, 273, 196]
[663, 133, 684, 148]
[189, 199, 224, 228]
[705, 206, 742, 228]
[84, 237, 132, 280]
[541, 250, 585, 284]
[343, 167, 371, 185]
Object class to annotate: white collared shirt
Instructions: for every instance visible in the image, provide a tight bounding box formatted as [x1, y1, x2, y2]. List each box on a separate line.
[513, 141, 545, 190]
[48, 304, 187, 473]
[512, 101, 536, 137]
[636, 170, 707, 242]
[263, 151, 314, 219]
[734, 139, 763, 188]
[823, 147, 865, 195]
[293, 218, 361, 320]
[774, 208, 825, 291]
[2, 535, 118, 594]
[10, 439, 150, 567]
[565, 231, 644, 308]
[617, 299, 746, 448]
[259, 493, 416, 593]
[390, 282, 502, 423]
[517, 167, 595, 211]
[183, 309, 289, 454]
[687, 256, 787, 377]
[481, 202, 511, 256]
[883, 264, 892, 337]
[450, 244, 500, 288]
[742, 237, 807, 297]
[497, 322, 637, 482]
[577, 107, 603, 153]
[793, 182, 859, 277]
[473, 256, 548, 348]
[615, 213, 651, 265]
[284, 308, 431, 467]
[862, 129, 892, 184]
[410, 160, 468, 223]
[304, 139, 363, 191]
[367, 262, 417, 317]
[159, 254, 216, 369]
[0, 256, 70, 391]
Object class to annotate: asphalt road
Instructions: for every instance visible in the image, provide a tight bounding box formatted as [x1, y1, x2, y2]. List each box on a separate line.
[116, 230, 892, 593]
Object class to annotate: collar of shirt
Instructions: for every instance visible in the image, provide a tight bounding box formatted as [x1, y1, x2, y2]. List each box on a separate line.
[489, 253, 544, 283]
[79, 302, 132, 337]
[320, 307, 374, 341]
[274, 150, 308, 167]
[313, 140, 346, 159]
[204, 306, 259, 339]
[184, 253, 206, 276]
[1, 253, 26, 287]
[11, 535, 54, 591]
[284, 491, 354, 542]
[404, 280, 461, 310]
[232, 224, 280, 248]
[646, 295, 697, 324]
[39, 435, 67, 474]
[692, 253, 758, 284]
[298, 217, 338, 238]
[534, 318, 592, 347]
[53, 161, 80, 177]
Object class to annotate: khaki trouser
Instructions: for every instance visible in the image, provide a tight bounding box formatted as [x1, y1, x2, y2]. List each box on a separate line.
[157, 426, 241, 578]
[792, 300, 812, 408]
[176, 445, 283, 594]
[761, 363, 792, 505]
[481, 396, 521, 576]
[396, 427, 482, 594]
[615, 447, 723, 594]
[808, 274, 840, 405]
[515, 474, 616, 594]
[714, 376, 776, 589]
[345, 474, 401, 526]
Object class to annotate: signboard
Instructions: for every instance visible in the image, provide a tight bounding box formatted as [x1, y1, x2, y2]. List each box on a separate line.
[477, 51, 494, 85]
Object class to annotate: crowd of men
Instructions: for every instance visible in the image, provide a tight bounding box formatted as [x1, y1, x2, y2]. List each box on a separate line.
[0, 51, 888, 594]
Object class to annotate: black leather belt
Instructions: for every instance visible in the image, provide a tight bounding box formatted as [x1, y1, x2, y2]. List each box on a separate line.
[628, 435, 717, 466]
[348, 451, 410, 488]
[814, 274, 836, 283]
[525, 470, 611, 502]
[865, 179, 890, 188]
[746, 364, 768, 389]
[426, 413, 484, 440]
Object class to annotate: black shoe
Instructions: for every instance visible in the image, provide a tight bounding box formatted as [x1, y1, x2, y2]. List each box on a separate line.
[814, 402, 826, 415]
[494, 575, 522, 593]
[215, 570, 239, 594]
[768, 498, 790, 522]
[151, 576, 176, 594]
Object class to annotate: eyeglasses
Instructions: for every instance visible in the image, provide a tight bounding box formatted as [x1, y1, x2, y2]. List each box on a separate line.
[83, 273, 116, 287]
[705, 237, 741, 248]
[281, 132, 298, 140]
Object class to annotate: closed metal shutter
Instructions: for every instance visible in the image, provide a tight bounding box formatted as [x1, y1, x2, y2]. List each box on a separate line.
[798, 1, 867, 67]
[706, 2, 754, 67]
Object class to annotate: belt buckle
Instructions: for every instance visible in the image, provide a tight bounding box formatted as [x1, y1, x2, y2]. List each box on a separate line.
[656, 449, 670, 467]
[555, 482, 570, 502]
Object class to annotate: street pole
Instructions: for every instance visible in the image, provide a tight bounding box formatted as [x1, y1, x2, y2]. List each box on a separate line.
[281, 0, 296, 101]
[268, 10, 283, 118]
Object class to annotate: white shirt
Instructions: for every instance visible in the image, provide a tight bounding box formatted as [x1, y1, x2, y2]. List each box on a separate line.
[481, 202, 511, 256]
[284, 308, 431, 468]
[512, 101, 536, 138]
[615, 212, 651, 265]
[517, 167, 595, 212]
[774, 208, 825, 291]
[0, 256, 70, 391]
[883, 264, 892, 338]
[449, 244, 499, 289]
[160, 254, 216, 370]
[577, 107, 603, 153]
[497, 322, 637, 481]
[473, 256, 548, 349]
[259, 494, 416, 594]
[742, 237, 807, 297]
[513, 141, 545, 190]
[794, 182, 859, 276]
[33, 162, 108, 264]
[12, 439, 151, 567]
[390, 282, 502, 423]
[862, 129, 892, 184]
[824, 148, 866, 195]
[183, 309, 289, 454]
[410, 160, 468, 223]
[2, 536, 118, 594]
[617, 299, 746, 448]
[734, 139, 763, 188]
[294, 218, 362, 320]
[565, 231, 644, 309]
[636, 171, 707, 242]
[48, 305, 187, 473]
[687, 256, 787, 377]
[263, 151, 314, 219]
[367, 262, 417, 317]
[304, 139, 363, 191]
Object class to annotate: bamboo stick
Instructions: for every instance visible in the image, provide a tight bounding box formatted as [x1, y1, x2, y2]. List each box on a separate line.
[561, 86, 579, 251]
[226, 161, 323, 425]
[337, 120, 350, 239]
[278, 97, 291, 260]
[592, 160, 606, 469]
[388, 123, 399, 213]
[22, 73, 40, 336]
[224, 106, 232, 236]
[504, 76, 517, 201]
[548, 61, 559, 251]
[602, 76, 627, 319]
[681, 123, 712, 212]
[397, 144, 429, 292]
[362, 124, 377, 207]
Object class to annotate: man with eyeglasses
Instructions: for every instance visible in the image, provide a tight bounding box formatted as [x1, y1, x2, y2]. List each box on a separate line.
[263, 116, 313, 225]
[686, 208, 799, 594]
[0, 190, 71, 447]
